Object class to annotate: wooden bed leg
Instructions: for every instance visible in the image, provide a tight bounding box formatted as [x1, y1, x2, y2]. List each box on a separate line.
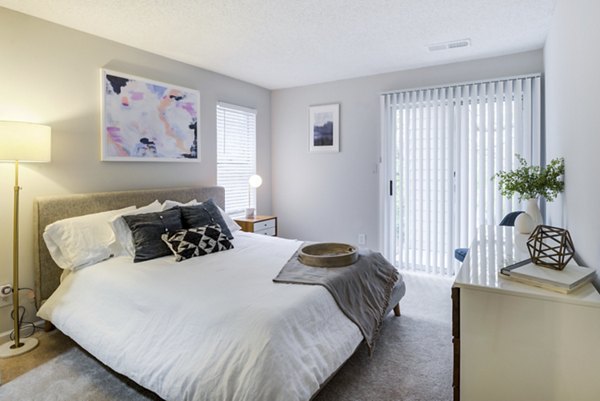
[393, 304, 401, 317]
[44, 320, 55, 332]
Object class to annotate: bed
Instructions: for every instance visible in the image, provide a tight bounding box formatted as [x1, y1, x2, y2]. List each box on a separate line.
[33, 186, 405, 401]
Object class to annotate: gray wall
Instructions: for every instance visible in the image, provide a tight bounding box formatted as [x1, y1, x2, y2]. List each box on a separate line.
[0, 8, 271, 333]
[544, 0, 600, 269]
[271, 51, 544, 247]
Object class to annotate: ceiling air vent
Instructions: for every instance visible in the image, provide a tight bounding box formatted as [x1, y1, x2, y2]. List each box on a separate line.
[428, 39, 471, 52]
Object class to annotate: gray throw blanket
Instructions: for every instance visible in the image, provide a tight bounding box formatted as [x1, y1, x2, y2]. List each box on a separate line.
[273, 247, 399, 354]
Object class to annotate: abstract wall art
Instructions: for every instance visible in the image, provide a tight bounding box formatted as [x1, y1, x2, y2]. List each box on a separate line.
[101, 69, 200, 162]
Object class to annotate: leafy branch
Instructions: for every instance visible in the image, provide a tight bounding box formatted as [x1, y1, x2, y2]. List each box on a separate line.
[493, 154, 565, 202]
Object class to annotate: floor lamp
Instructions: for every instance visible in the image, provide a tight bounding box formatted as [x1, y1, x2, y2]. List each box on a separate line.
[0, 121, 51, 358]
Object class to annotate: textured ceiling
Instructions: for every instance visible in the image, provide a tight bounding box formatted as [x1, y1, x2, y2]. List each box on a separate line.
[0, 0, 556, 89]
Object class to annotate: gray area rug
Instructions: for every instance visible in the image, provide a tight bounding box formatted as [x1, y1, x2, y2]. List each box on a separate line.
[0, 273, 452, 401]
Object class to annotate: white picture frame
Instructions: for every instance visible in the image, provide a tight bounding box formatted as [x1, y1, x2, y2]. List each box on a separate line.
[101, 69, 200, 162]
[309, 103, 339, 153]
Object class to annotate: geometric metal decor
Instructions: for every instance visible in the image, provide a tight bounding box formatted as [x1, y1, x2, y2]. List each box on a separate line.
[527, 225, 575, 271]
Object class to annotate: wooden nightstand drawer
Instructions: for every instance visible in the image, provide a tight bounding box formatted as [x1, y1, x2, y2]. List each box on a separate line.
[255, 226, 276, 236]
[253, 219, 275, 232]
[234, 215, 278, 236]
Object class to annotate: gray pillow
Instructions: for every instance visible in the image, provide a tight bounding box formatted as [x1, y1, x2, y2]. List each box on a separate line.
[179, 199, 233, 239]
[123, 208, 183, 263]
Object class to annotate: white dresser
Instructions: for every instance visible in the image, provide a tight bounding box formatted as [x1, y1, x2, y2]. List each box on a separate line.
[452, 226, 600, 401]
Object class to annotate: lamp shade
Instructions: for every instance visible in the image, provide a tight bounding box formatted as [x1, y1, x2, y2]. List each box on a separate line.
[0, 121, 51, 162]
[248, 174, 262, 188]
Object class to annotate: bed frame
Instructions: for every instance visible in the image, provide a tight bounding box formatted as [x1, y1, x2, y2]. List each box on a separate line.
[33, 186, 225, 308]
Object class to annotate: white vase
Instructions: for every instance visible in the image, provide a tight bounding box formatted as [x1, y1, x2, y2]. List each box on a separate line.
[525, 198, 543, 227]
[514, 198, 542, 235]
[514, 212, 534, 234]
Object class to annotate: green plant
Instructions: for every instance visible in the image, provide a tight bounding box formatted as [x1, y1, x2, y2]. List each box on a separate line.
[493, 154, 565, 201]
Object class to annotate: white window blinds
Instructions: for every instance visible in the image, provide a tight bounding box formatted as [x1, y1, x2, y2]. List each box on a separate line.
[380, 75, 541, 276]
[216, 102, 257, 215]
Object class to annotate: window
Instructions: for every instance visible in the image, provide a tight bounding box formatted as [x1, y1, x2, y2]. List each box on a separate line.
[216, 102, 257, 215]
[381, 75, 541, 276]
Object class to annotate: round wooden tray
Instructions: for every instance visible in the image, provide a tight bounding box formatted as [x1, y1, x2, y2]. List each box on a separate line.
[298, 243, 358, 267]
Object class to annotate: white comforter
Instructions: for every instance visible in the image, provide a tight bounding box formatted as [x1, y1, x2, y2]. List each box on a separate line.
[38, 232, 362, 401]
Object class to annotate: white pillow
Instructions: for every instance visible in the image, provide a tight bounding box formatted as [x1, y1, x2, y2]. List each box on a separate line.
[43, 205, 136, 270]
[161, 199, 198, 211]
[109, 200, 162, 257]
[217, 205, 242, 233]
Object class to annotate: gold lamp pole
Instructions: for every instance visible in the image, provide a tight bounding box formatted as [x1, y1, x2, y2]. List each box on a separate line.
[0, 121, 51, 358]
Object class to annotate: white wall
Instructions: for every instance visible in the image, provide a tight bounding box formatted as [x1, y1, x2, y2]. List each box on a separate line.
[544, 0, 600, 269]
[0, 8, 271, 332]
[271, 51, 543, 247]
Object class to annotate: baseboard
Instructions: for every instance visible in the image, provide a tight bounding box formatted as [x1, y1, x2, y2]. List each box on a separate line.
[0, 319, 46, 343]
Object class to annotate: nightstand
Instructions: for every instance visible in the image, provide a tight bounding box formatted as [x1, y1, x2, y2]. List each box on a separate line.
[234, 215, 277, 236]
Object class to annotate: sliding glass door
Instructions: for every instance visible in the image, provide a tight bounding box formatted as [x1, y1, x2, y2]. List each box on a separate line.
[380, 75, 541, 276]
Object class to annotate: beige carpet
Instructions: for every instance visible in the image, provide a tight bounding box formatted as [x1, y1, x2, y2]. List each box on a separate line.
[0, 273, 453, 401]
[0, 329, 76, 383]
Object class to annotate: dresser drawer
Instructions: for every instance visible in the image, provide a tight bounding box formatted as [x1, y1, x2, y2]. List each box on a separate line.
[255, 226, 276, 236]
[253, 219, 276, 232]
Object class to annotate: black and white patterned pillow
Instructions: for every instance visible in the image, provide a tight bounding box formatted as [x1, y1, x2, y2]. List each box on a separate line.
[162, 224, 234, 262]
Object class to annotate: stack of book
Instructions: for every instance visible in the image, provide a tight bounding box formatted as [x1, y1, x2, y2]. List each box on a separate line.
[500, 259, 597, 294]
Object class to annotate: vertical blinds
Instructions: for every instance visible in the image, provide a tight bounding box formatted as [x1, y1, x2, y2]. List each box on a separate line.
[216, 102, 257, 215]
[381, 75, 541, 276]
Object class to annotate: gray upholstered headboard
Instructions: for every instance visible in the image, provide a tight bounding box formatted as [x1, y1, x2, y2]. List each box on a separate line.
[33, 186, 225, 307]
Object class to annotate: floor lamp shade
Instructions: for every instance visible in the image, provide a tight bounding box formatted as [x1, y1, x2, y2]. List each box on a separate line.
[0, 121, 52, 162]
[0, 121, 51, 359]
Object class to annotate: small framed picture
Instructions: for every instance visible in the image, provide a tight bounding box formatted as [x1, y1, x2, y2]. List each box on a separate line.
[309, 103, 339, 153]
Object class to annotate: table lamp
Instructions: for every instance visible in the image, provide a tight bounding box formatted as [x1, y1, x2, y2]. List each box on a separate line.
[245, 174, 262, 218]
[0, 121, 51, 358]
